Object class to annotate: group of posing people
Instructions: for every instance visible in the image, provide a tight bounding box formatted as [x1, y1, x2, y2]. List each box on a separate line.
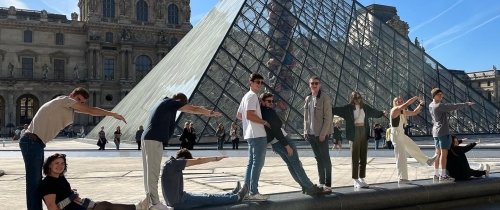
[20, 73, 491, 210]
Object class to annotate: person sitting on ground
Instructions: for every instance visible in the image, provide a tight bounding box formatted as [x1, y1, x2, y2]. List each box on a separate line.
[447, 135, 490, 181]
[161, 149, 245, 209]
[40, 153, 147, 210]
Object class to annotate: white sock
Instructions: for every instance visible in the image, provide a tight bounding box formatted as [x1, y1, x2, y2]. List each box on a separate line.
[440, 169, 446, 176]
[434, 169, 440, 176]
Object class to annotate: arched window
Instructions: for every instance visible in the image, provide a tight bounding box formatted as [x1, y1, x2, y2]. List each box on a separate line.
[136, 0, 148, 22]
[167, 4, 179, 24]
[103, 0, 115, 18]
[135, 55, 152, 81]
[17, 94, 39, 125]
[24, 30, 32, 43]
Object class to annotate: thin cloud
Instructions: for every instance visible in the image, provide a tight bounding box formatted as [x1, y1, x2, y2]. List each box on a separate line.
[428, 14, 500, 51]
[40, 0, 79, 18]
[412, 0, 464, 33]
[0, 0, 28, 9]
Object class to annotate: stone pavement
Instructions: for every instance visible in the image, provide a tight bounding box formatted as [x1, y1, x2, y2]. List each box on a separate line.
[0, 137, 498, 210]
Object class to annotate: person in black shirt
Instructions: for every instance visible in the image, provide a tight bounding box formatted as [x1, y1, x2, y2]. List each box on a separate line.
[40, 153, 147, 210]
[447, 135, 490, 180]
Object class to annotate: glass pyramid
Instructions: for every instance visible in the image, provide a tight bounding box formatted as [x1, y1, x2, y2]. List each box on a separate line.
[89, 0, 500, 142]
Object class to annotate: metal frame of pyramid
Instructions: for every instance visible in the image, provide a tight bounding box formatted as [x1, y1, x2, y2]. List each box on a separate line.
[89, 0, 500, 143]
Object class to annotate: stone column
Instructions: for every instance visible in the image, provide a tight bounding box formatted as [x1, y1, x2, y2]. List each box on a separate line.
[96, 50, 102, 79]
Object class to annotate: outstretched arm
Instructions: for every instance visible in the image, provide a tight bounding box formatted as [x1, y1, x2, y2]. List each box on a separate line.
[186, 156, 227, 167]
[179, 104, 221, 117]
[71, 103, 126, 123]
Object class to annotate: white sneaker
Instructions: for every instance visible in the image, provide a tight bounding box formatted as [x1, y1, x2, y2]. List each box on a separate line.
[353, 179, 361, 188]
[150, 203, 173, 210]
[398, 179, 412, 184]
[358, 178, 369, 188]
[135, 197, 149, 210]
[438, 175, 455, 182]
[485, 164, 491, 178]
[245, 193, 269, 201]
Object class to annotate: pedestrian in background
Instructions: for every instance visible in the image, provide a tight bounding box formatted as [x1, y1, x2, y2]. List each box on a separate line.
[216, 123, 226, 150]
[136, 125, 144, 150]
[230, 122, 240, 150]
[97, 126, 107, 150]
[114, 126, 122, 150]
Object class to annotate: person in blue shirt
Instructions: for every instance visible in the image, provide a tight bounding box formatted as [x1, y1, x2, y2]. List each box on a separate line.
[141, 93, 221, 210]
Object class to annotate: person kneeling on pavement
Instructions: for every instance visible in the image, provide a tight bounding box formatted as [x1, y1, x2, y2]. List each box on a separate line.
[447, 135, 490, 181]
[161, 149, 245, 209]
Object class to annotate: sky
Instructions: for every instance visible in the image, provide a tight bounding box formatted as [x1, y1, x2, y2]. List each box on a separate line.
[6, 0, 499, 72]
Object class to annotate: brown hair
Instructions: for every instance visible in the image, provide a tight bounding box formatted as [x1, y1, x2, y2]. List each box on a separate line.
[43, 153, 67, 175]
[176, 148, 193, 159]
[249, 73, 264, 82]
[349, 91, 364, 108]
[70, 87, 89, 99]
[172, 92, 188, 104]
[259, 92, 273, 101]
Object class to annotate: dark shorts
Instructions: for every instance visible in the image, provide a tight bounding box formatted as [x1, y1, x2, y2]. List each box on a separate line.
[434, 135, 451, 149]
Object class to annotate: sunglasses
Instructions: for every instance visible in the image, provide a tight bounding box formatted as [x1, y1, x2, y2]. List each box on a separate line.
[310, 82, 319, 85]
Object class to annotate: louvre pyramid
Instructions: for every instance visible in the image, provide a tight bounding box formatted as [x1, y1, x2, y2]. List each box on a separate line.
[89, 0, 500, 142]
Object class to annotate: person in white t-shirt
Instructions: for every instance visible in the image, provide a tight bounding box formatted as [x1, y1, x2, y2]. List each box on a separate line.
[236, 73, 270, 201]
[19, 87, 126, 210]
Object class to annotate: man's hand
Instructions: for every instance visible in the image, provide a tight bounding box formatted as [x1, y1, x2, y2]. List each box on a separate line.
[113, 113, 127, 123]
[285, 145, 294, 156]
[319, 134, 326, 142]
[263, 121, 270, 128]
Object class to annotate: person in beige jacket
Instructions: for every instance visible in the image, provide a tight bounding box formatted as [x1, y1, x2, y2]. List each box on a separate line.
[304, 76, 333, 191]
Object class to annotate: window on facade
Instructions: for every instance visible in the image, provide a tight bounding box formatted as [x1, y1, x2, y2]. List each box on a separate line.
[167, 4, 179, 24]
[24, 30, 33, 43]
[103, 0, 115, 18]
[136, 0, 148, 22]
[105, 32, 113, 43]
[55, 33, 64, 45]
[53, 59, 65, 80]
[488, 81, 491, 86]
[135, 55, 152, 81]
[103, 58, 115, 80]
[19, 95, 36, 125]
[21, 57, 33, 78]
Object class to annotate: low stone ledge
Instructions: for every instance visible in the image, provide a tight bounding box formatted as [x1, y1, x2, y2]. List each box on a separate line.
[199, 175, 500, 210]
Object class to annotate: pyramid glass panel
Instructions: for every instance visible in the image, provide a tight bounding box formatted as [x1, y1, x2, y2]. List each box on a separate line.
[90, 0, 500, 142]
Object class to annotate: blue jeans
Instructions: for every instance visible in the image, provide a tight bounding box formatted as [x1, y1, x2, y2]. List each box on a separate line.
[173, 191, 238, 209]
[244, 137, 267, 195]
[19, 135, 45, 210]
[307, 135, 332, 186]
[272, 142, 313, 189]
[375, 139, 381, 149]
